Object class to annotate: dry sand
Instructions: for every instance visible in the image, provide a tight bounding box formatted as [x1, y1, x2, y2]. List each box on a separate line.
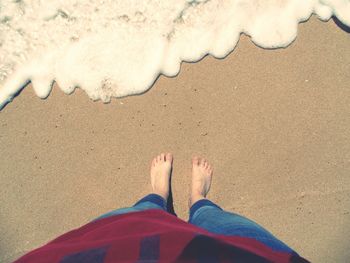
[0, 17, 349, 262]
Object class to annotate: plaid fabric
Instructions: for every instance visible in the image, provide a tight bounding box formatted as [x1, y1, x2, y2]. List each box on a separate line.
[15, 209, 309, 263]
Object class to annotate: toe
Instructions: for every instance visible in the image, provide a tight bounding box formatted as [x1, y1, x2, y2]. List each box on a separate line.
[152, 158, 156, 166]
[192, 156, 200, 165]
[200, 158, 206, 167]
[165, 153, 173, 163]
[160, 153, 165, 162]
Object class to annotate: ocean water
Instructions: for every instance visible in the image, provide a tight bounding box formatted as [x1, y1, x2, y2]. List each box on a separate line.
[0, 0, 349, 109]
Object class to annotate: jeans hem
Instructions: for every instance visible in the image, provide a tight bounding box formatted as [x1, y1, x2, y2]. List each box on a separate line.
[134, 193, 167, 211]
[189, 199, 222, 222]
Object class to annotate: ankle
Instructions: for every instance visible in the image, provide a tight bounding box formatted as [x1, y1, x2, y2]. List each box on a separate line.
[153, 190, 168, 201]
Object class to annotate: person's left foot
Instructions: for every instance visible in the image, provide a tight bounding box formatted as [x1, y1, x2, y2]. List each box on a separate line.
[150, 153, 173, 200]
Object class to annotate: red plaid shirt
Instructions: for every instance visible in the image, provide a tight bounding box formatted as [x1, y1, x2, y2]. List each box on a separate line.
[16, 209, 309, 263]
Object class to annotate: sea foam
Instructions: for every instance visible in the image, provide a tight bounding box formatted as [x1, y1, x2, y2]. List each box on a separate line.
[0, 0, 349, 109]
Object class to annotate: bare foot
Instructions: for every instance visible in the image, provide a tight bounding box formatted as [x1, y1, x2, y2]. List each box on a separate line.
[189, 156, 213, 207]
[150, 153, 173, 200]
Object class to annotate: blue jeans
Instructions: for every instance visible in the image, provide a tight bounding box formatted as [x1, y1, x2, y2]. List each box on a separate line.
[95, 194, 294, 253]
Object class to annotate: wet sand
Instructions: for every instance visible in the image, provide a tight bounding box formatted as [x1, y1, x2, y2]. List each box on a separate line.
[0, 17, 349, 262]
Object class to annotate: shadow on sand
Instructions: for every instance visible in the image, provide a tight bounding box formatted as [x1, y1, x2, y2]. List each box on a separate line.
[167, 168, 177, 217]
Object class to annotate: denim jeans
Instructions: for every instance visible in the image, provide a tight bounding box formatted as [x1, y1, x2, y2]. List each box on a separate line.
[95, 194, 294, 253]
[94, 194, 167, 221]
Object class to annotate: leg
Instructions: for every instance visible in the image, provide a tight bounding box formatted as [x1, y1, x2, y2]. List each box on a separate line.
[188, 157, 294, 253]
[94, 153, 173, 221]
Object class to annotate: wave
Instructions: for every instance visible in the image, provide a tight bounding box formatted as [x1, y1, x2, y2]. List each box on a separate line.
[0, 0, 349, 110]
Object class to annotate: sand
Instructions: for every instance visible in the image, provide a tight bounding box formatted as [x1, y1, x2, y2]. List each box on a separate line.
[0, 17, 349, 262]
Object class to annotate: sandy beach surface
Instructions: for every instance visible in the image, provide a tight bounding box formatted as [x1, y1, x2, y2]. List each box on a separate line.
[0, 17, 349, 262]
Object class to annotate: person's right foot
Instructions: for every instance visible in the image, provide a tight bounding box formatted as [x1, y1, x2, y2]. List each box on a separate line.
[189, 156, 213, 207]
[150, 153, 173, 200]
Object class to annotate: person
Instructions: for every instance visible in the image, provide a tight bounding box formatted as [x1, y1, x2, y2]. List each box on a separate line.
[16, 153, 309, 263]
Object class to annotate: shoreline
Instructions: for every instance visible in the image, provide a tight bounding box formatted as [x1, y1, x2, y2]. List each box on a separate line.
[1, 17, 349, 262]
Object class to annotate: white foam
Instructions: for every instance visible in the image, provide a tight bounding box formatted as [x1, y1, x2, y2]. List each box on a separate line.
[0, 0, 349, 109]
